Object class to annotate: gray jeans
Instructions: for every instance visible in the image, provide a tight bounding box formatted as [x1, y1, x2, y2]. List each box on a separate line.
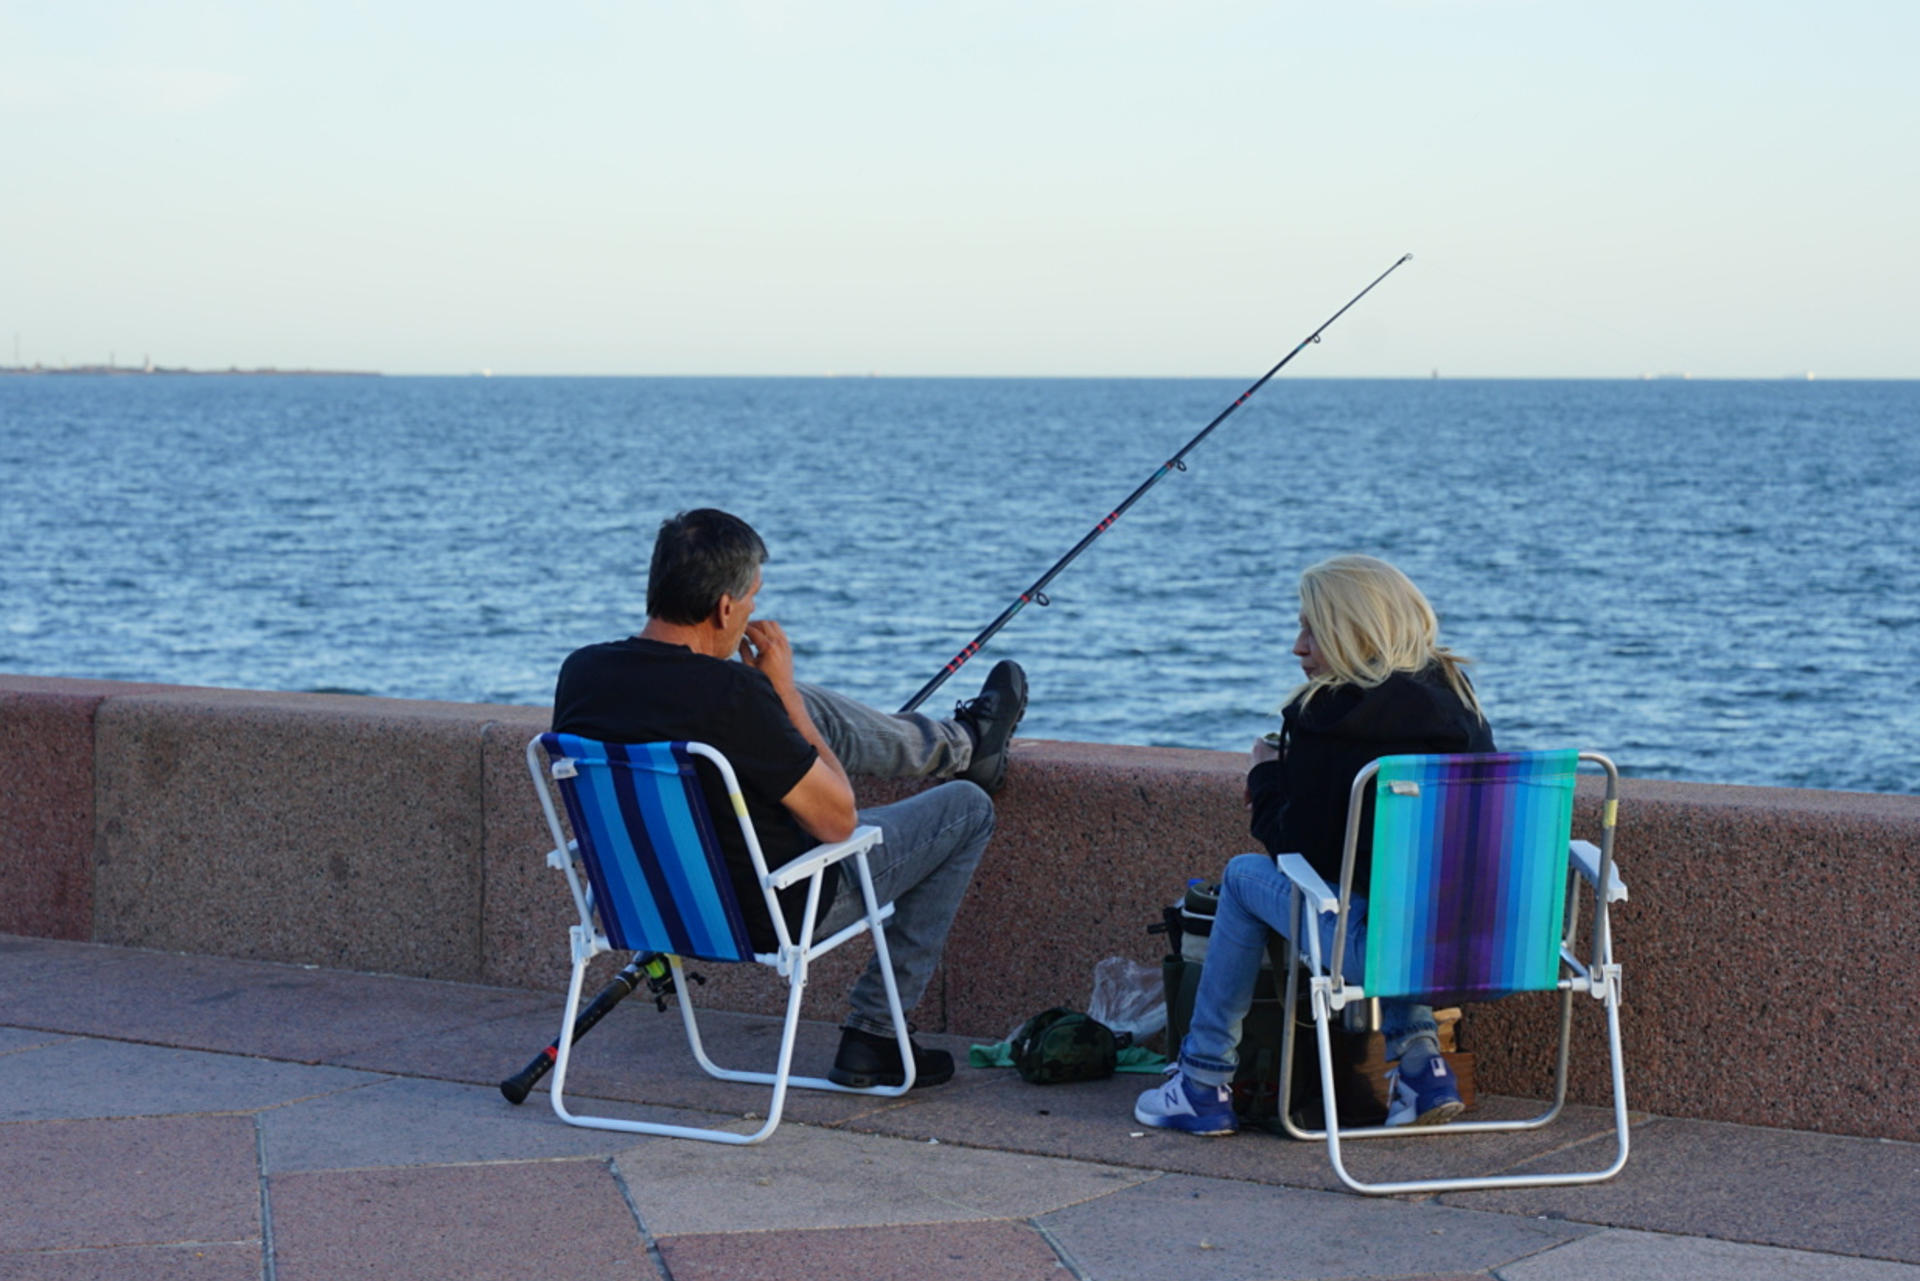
[797, 682, 973, 779]
[817, 780, 995, 1035]
[797, 683, 991, 1034]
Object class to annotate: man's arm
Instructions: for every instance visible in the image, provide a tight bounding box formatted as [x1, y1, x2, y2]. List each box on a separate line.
[740, 619, 857, 843]
[780, 756, 858, 844]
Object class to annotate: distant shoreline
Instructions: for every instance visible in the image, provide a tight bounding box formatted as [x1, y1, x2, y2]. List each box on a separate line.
[4, 367, 1902, 381]
[0, 365, 380, 377]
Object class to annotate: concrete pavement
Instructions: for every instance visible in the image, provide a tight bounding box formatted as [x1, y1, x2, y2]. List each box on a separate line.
[3, 934, 1916, 1281]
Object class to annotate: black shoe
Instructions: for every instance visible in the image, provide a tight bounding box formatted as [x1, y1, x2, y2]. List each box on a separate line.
[953, 660, 1027, 795]
[828, 1026, 955, 1089]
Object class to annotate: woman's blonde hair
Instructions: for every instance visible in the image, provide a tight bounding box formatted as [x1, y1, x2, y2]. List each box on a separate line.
[1290, 554, 1483, 719]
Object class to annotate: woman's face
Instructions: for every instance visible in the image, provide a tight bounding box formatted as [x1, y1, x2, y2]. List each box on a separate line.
[1293, 617, 1328, 679]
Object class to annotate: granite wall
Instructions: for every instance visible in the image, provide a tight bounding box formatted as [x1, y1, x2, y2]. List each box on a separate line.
[3, 674, 1914, 1141]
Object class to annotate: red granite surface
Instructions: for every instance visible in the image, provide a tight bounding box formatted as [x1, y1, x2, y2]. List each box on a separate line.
[0, 676, 173, 938]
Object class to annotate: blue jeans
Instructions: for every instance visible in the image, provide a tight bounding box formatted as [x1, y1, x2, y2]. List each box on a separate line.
[1179, 852, 1440, 1088]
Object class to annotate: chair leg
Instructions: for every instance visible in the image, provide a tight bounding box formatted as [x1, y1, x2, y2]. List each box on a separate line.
[545, 894, 917, 1144]
[759, 956, 812, 1131]
[1315, 1002, 1368, 1187]
[851, 852, 917, 1092]
[672, 953, 726, 1079]
[1596, 981, 1633, 1178]
[676, 953, 915, 1109]
[1307, 984, 1633, 1195]
[1277, 927, 1315, 1142]
[547, 952, 786, 1146]
[545, 952, 594, 1124]
[771, 902, 915, 1099]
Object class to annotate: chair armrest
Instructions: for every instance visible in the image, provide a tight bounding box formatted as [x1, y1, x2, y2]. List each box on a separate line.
[765, 825, 884, 892]
[1276, 854, 1339, 915]
[1570, 839, 1628, 903]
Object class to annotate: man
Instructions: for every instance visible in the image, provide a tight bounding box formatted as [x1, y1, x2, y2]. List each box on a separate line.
[551, 508, 1025, 1087]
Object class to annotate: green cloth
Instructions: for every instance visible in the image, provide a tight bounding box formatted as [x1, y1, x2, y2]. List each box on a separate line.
[968, 1040, 1167, 1073]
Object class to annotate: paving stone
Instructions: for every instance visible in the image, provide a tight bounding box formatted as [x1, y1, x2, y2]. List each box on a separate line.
[656, 1219, 1072, 1281]
[1502, 1228, 1920, 1280]
[0, 1028, 68, 1054]
[0, 937, 550, 1064]
[1036, 1172, 1592, 1281]
[0, 1035, 383, 1122]
[268, 1160, 650, 1281]
[0, 1242, 260, 1281]
[5, 939, 1918, 1281]
[0, 1115, 259, 1252]
[1439, 1117, 1920, 1262]
[616, 1124, 1155, 1236]
[327, 997, 567, 1083]
[260, 1073, 736, 1172]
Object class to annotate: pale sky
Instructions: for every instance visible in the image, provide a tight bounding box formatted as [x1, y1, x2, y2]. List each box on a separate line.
[4, 1, 1915, 378]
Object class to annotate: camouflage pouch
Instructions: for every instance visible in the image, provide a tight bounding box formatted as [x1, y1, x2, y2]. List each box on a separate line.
[1010, 1007, 1119, 1084]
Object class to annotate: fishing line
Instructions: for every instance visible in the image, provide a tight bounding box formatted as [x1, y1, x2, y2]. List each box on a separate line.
[898, 253, 1414, 714]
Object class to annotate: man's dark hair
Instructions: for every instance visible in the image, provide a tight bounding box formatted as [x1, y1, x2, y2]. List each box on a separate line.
[646, 509, 768, 625]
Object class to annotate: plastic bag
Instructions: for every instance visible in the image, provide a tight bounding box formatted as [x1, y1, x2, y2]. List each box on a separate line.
[1086, 956, 1167, 1042]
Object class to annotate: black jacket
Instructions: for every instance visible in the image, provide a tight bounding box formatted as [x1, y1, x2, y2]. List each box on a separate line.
[1246, 665, 1494, 896]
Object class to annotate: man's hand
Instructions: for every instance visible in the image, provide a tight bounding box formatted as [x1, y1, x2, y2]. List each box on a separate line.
[740, 616, 857, 838]
[738, 619, 795, 690]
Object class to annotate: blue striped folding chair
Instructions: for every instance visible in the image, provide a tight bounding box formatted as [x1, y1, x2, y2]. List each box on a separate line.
[526, 732, 916, 1144]
[1276, 750, 1631, 1194]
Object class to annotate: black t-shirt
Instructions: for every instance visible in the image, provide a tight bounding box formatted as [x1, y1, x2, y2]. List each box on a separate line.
[551, 637, 826, 952]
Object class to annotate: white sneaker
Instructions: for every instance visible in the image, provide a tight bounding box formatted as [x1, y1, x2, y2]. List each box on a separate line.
[1133, 1069, 1238, 1135]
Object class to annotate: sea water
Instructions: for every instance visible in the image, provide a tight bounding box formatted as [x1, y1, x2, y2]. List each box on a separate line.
[2, 374, 1914, 794]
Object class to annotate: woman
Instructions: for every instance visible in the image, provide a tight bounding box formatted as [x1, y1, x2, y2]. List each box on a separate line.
[1136, 554, 1495, 1135]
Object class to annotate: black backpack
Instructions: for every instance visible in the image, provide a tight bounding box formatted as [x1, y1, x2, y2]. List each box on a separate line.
[1009, 1007, 1119, 1084]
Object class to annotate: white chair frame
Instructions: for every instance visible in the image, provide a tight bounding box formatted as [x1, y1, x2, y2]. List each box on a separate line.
[527, 734, 917, 1145]
[1275, 750, 1632, 1195]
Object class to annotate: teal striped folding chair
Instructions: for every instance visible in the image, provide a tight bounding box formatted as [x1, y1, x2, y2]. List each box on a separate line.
[526, 732, 916, 1144]
[1276, 750, 1630, 1195]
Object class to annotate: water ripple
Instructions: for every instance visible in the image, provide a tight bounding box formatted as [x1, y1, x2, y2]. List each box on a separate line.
[2, 374, 1914, 794]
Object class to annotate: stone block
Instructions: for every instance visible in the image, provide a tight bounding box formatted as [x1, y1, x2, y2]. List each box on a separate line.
[0, 675, 173, 939]
[939, 739, 1249, 1040]
[93, 688, 494, 981]
[1466, 778, 1920, 1141]
[477, 711, 567, 991]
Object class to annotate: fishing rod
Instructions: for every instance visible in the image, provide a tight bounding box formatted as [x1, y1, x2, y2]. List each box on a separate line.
[497, 952, 693, 1104]
[898, 253, 1414, 714]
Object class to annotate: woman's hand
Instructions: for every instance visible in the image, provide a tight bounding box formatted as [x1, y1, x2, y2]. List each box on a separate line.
[1250, 735, 1281, 766]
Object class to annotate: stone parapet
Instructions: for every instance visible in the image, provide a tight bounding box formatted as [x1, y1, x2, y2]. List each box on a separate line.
[3, 673, 1914, 1141]
[0, 676, 178, 940]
